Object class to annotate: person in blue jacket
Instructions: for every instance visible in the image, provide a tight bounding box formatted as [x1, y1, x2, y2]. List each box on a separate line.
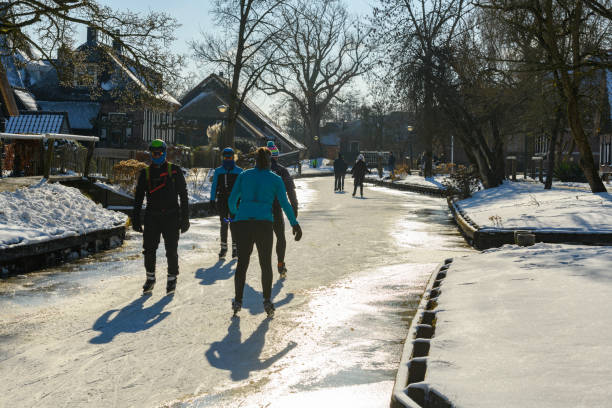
[228, 147, 303, 317]
[210, 147, 243, 259]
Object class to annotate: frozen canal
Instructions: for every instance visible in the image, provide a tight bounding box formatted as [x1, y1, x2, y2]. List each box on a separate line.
[0, 177, 471, 407]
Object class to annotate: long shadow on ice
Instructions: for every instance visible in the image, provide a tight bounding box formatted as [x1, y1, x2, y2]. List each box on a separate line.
[205, 317, 297, 380]
[195, 259, 236, 286]
[242, 279, 294, 315]
[89, 295, 172, 344]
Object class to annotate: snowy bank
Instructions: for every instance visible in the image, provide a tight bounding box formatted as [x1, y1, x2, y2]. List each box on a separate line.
[425, 244, 612, 407]
[0, 181, 127, 249]
[456, 181, 612, 232]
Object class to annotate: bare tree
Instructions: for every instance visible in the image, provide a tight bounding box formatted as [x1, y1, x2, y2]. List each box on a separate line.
[0, 1, 182, 97]
[190, 0, 286, 149]
[259, 0, 373, 156]
[373, 0, 466, 177]
[479, 0, 609, 192]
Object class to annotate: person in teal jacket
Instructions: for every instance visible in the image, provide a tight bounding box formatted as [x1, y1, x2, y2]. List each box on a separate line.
[228, 147, 303, 317]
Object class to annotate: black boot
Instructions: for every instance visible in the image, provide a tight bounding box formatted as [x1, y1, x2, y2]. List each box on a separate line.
[263, 300, 275, 318]
[142, 278, 155, 294]
[219, 242, 228, 259]
[166, 276, 177, 295]
[232, 299, 242, 315]
[278, 262, 287, 279]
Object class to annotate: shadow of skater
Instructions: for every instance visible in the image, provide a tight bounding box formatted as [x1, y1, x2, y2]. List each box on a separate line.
[243, 278, 294, 315]
[205, 317, 297, 380]
[89, 295, 173, 344]
[195, 259, 236, 286]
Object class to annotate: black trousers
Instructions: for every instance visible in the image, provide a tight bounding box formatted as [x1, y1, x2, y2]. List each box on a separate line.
[234, 220, 274, 303]
[352, 177, 364, 196]
[272, 210, 286, 264]
[143, 210, 180, 278]
[217, 200, 236, 244]
[334, 174, 345, 191]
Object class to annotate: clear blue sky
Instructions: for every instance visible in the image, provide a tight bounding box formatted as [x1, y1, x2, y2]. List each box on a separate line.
[93, 0, 375, 110]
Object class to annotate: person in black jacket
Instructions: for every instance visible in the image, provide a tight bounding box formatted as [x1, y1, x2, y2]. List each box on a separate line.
[132, 139, 189, 295]
[209, 147, 243, 259]
[267, 142, 299, 278]
[351, 154, 371, 198]
[333, 153, 348, 192]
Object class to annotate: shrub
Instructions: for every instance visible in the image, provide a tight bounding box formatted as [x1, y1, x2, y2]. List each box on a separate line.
[554, 161, 586, 182]
[442, 166, 480, 198]
[111, 159, 147, 194]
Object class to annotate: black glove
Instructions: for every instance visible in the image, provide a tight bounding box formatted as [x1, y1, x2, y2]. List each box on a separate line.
[132, 219, 143, 233]
[292, 224, 302, 241]
[180, 217, 190, 233]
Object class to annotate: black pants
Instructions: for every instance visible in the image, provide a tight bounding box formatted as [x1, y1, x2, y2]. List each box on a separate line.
[352, 177, 364, 196]
[272, 210, 286, 264]
[334, 174, 345, 191]
[234, 220, 274, 303]
[143, 210, 180, 279]
[217, 200, 236, 244]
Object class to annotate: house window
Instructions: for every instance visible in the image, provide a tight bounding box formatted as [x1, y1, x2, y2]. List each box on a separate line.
[100, 128, 107, 140]
[73, 64, 98, 88]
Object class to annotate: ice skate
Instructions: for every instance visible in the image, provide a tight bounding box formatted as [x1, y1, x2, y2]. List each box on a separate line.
[166, 277, 177, 295]
[232, 299, 242, 316]
[218, 243, 228, 259]
[142, 278, 155, 294]
[278, 262, 287, 279]
[263, 300, 275, 318]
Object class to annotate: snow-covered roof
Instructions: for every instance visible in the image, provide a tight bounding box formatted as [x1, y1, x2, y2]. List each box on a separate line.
[13, 88, 38, 111]
[5, 112, 67, 134]
[38, 101, 100, 130]
[177, 91, 213, 113]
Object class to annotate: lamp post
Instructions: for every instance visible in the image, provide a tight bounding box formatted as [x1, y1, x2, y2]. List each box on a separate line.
[217, 104, 228, 148]
[407, 125, 414, 171]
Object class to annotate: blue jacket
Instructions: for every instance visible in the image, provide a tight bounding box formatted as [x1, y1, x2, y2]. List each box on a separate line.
[210, 165, 243, 201]
[228, 167, 298, 226]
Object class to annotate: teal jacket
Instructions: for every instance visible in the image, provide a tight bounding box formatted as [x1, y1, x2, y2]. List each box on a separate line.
[228, 167, 298, 226]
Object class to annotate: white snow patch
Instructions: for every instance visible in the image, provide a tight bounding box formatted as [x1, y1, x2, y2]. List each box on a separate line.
[456, 180, 612, 231]
[0, 181, 127, 249]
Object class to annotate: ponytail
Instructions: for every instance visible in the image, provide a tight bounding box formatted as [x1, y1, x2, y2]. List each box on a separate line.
[255, 147, 271, 169]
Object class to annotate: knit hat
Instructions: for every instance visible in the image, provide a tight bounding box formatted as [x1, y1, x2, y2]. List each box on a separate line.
[357, 154, 364, 161]
[267, 143, 280, 157]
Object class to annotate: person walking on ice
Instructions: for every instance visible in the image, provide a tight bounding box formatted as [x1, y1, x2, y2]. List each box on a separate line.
[132, 139, 190, 295]
[351, 154, 371, 198]
[210, 147, 243, 259]
[228, 147, 302, 317]
[333, 152, 348, 192]
[267, 141, 299, 279]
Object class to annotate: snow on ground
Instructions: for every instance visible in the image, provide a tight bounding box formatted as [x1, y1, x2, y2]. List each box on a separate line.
[287, 158, 334, 176]
[427, 243, 612, 408]
[456, 180, 612, 231]
[94, 181, 134, 199]
[0, 181, 126, 249]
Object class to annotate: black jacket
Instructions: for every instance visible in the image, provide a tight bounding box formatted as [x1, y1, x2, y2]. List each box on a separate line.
[271, 160, 298, 216]
[133, 161, 189, 222]
[334, 157, 348, 175]
[351, 160, 370, 180]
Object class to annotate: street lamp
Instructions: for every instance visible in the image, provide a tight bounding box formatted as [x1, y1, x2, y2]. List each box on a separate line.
[406, 125, 414, 171]
[217, 105, 228, 147]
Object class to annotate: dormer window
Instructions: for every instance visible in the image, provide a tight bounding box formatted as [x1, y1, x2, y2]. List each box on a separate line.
[74, 64, 98, 88]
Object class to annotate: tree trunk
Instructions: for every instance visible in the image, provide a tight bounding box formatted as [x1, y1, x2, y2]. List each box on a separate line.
[544, 109, 562, 189]
[566, 91, 607, 192]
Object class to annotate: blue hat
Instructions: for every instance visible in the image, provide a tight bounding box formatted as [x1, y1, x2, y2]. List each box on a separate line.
[222, 147, 234, 158]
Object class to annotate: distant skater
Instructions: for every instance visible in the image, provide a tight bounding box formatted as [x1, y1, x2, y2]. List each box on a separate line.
[228, 147, 302, 317]
[333, 153, 348, 192]
[267, 142, 299, 279]
[210, 147, 243, 259]
[133, 139, 189, 295]
[351, 154, 371, 198]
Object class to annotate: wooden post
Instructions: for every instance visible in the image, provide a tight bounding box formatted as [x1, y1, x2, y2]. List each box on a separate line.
[83, 141, 95, 178]
[539, 158, 544, 183]
[43, 138, 55, 179]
